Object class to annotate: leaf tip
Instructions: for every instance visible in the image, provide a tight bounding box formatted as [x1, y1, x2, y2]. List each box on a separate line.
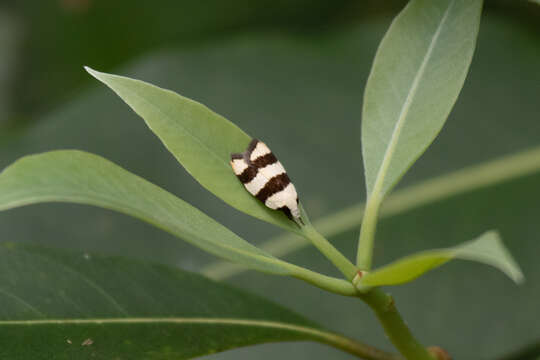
[511, 268, 526, 285]
[478, 230, 525, 285]
[84, 66, 105, 82]
[84, 65, 95, 74]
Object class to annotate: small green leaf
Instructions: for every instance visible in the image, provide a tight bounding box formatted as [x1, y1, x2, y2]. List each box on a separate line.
[362, 0, 483, 200]
[85, 66, 298, 233]
[0, 150, 355, 296]
[0, 243, 377, 359]
[359, 231, 524, 288]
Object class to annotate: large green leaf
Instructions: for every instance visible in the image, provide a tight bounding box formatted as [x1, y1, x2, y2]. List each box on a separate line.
[0, 243, 387, 360]
[85, 67, 299, 234]
[358, 231, 524, 289]
[0, 150, 354, 296]
[362, 0, 483, 200]
[8, 0, 359, 123]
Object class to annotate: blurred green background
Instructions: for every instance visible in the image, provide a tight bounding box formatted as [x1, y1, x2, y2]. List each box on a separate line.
[0, 0, 539, 359]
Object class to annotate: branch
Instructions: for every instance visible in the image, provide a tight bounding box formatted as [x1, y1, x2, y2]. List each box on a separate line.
[358, 289, 437, 360]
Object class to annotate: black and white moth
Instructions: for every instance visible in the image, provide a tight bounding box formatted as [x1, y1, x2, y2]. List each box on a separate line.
[230, 139, 304, 226]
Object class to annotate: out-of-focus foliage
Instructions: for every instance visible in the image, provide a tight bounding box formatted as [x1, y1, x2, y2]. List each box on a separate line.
[0, 243, 340, 360]
[1, 0, 538, 127]
[0, 0, 394, 126]
[0, 1, 539, 359]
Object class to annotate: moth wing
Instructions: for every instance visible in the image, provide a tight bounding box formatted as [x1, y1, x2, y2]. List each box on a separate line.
[231, 139, 302, 225]
[249, 141, 272, 162]
[258, 161, 286, 180]
[230, 156, 249, 175]
[264, 182, 298, 210]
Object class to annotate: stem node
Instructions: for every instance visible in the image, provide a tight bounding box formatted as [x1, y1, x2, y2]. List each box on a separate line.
[428, 346, 451, 360]
[352, 270, 372, 293]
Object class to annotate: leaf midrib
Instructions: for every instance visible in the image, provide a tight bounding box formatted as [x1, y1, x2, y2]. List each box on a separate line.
[368, 1, 454, 200]
[0, 317, 341, 348]
[0, 317, 398, 359]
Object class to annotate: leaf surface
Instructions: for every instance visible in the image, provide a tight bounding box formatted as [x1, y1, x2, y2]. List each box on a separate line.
[359, 231, 524, 288]
[0, 13, 536, 359]
[203, 146, 540, 281]
[0, 150, 287, 273]
[362, 0, 483, 200]
[0, 150, 354, 295]
[85, 67, 299, 233]
[0, 243, 377, 360]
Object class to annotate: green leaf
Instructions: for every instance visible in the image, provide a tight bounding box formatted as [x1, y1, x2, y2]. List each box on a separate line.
[0, 243, 381, 359]
[357, 0, 484, 270]
[358, 231, 524, 288]
[362, 0, 483, 200]
[0, 150, 278, 273]
[203, 145, 540, 281]
[84, 68, 358, 282]
[84, 66, 299, 233]
[0, 12, 536, 358]
[0, 150, 355, 296]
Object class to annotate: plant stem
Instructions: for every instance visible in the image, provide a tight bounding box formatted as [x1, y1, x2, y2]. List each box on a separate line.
[300, 223, 434, 360]
[314, 329, 403, 360]
[301, 224, 358, 281]
[288, 264, 358, 296]
[358, 289, 435, 360]
[356, 196, 382, 270]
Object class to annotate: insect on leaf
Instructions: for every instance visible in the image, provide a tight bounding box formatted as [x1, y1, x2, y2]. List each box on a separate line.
[230, 138, 304, 227]
[85, 67, 300, 233]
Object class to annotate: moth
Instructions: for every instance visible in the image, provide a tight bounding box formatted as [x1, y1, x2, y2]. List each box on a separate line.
[230, 139, 304, 226]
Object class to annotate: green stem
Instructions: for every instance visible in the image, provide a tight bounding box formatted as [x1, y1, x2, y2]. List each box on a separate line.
[313, 329, 403, 360]
[356, 196, 382, 270]
[358, 289, 435, 360]
[288, 264, 357, 296]
[301, 224, 358, 281]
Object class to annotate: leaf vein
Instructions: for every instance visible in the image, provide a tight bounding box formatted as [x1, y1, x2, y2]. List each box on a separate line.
[0, 287, 46, 318]
[28, 251, 130, 316]
[369, 0, 454, 199]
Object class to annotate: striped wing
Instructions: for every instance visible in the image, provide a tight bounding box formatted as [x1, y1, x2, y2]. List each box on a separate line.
[230, 139, 301, 223]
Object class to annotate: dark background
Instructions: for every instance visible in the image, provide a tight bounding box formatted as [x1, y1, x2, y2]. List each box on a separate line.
[0, 1, 539, 359]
